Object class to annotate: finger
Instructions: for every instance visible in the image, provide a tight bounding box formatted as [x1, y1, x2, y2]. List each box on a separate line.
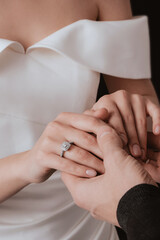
[55, 112, 107, 134]
[84, 108, 109, 121]
[145, 99, 160, 135]
[45, 153, 98, 178]
[93, 97, 128, 145]
[61, 124, 103, 159]
[147, 132, 160, 149]
[116, 93, 141, 157]
[131, 94, 147, 159]
[47, 118, 105, 173]
[45, 122, 106, 159]
[106, 106, 128, 146]
[97, 125, 125, 166]
[46, 139, 104, 174]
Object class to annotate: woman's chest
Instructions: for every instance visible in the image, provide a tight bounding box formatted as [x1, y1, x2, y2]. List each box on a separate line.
[0, 0, 98, 51]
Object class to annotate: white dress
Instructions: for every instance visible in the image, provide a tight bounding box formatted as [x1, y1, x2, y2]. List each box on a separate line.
[0, 16, 150, 240]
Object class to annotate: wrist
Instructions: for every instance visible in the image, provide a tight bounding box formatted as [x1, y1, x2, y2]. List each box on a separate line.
[0, 151, 31, 203]
[13, 151, 32, 186]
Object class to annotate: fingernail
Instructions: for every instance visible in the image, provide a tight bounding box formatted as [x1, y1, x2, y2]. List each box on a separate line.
[154, 125, 160, 135]
[86, 170, 97, 177]
[132, 144, 141, 156]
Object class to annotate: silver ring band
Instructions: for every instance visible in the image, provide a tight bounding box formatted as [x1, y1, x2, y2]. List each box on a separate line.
[60, 141, 73, 157]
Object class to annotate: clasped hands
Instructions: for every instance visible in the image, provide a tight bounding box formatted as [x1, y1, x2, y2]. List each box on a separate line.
[23, 90, 160, 227]
[61, 90, 160, 226]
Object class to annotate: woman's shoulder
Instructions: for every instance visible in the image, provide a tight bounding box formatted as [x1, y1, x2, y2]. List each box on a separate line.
[95, 0, 132, 21]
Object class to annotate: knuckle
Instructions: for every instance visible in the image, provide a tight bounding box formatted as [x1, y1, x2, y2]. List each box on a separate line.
[96, 95, 109, 106]
[89, 116, 99, 126]
[132, 94, 144, 104]
[132, 93, 141, 99]
[83, 109, 91, 115]
[138, 118, 147, 128]
[116, 89, 128, 99]
[46, 121, 60, 133]
[83, 133, 97, 147]
[47, 121, 56, 130]
[41, 136, 51, 150]
[99, 95, 109, 102]
[55, 112, 67, 121]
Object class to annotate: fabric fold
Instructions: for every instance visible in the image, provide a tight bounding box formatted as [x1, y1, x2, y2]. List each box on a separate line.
[0, 39, 25, 53]
[0, 16, 151, 79]
[29, 16, 151, 79]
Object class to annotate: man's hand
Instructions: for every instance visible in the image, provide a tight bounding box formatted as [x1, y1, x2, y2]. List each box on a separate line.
[61, 125, 156, 226]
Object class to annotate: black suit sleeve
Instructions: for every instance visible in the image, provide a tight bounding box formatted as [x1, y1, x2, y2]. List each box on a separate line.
[117, 184, 160, 240]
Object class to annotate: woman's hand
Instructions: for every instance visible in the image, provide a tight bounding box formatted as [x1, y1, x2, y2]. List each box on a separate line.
[22, 111, 108, 184]
[92, 90, 160, 159]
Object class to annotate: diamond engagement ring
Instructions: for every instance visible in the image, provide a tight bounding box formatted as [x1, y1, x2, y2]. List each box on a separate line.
[60, 141, 73, 157]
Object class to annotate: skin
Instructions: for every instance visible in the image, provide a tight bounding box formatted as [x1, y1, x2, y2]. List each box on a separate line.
[0, 0, 159, 149]
[92, 91, 160, 160]
[62, 125, 157, 226]
[0, 0, 131, 51]
[0, 110, 108, 203]
[0, 0, 159, 205]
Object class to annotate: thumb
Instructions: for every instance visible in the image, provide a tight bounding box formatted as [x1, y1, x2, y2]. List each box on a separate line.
[84, 108, 109, 121]
[97, 125, 123, 158]
[61, 172, 80, 194]
[61, 172, 94, 209]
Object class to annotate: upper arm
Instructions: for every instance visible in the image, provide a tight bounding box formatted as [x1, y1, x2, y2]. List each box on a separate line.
[95, 1, 158, 103]
[96, 0, 132, 21]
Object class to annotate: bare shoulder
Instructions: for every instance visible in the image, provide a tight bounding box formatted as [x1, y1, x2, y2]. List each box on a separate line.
[95, 0, 132, 21]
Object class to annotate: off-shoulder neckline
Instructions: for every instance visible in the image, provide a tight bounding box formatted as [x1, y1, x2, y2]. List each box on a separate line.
[0, 16, 146, 54]
[0, 19, 89, 53]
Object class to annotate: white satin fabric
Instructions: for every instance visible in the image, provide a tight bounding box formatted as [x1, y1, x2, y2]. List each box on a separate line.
[0, 16, 150, 240]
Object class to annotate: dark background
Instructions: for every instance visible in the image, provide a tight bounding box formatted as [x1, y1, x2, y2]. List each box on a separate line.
[97, 1, 159, 239]
[131, 0, 160, 99]
[97, 0, 160, 101]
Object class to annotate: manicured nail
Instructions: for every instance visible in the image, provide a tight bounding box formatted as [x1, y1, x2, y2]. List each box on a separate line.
[154, 125, 160, 135]
[132, 144, 141, 156]
[86, 170, 97, 177]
